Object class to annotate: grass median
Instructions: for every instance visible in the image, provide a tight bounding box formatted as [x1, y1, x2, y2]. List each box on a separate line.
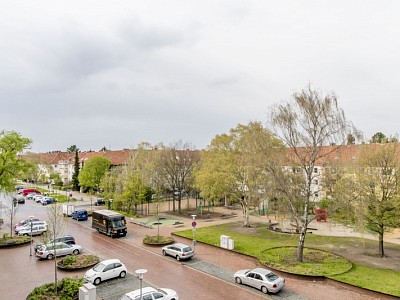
[174, 222, 400, 297]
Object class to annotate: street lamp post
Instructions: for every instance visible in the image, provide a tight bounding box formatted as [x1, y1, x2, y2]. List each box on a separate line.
[191, 214, 197, 251]
[29, 216, 33, 256]
[135, 269, 147, 300]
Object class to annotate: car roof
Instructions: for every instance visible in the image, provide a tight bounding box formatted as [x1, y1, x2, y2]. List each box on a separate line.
[172, 243, 190, 248]
[251, 268, 273, 275]
[124, 287, 157, 298]
[100, 258, 122, 265]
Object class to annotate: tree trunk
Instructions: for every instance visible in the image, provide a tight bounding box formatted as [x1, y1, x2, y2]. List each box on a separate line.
[242, 203, 250, 227]
[378, 230, 384, 258]
[297, 203, 309, 262]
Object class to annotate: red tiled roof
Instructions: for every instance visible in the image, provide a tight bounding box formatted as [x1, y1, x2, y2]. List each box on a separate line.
[24, 149, 132, 166]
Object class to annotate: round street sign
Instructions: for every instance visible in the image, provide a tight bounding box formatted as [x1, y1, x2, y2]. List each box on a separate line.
[192, 221, 197, 227]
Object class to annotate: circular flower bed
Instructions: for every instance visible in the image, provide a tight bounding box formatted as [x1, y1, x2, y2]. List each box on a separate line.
[0, 233, 30, 247]
[57, 254, 100, 270]
[261, 246, 352, 276]
[143, 235, 174, 246]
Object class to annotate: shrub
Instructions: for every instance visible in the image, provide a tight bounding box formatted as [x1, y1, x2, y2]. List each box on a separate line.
[143, 235, 174, 245]
[27, 277, 83, 300]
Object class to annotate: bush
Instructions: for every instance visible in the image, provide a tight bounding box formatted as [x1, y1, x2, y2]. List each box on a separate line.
[143, 235, 174, 245]
[58, 254, 99, 269]
[27, 277, 83, 300]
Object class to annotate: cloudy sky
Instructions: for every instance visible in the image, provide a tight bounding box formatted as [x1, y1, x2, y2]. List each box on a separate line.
[1, 1, 400, 152]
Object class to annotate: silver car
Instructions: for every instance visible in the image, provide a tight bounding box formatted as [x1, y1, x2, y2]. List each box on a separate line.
[234, 267, 285, 294]
[162, 243, 194, 261]
[35, 242, 82, 260]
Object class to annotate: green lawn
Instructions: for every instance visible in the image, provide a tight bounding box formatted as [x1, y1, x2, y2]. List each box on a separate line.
[175, 222, 400, 297]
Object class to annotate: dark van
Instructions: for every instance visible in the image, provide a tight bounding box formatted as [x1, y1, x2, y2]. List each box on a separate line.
[72, 210, 88, 221]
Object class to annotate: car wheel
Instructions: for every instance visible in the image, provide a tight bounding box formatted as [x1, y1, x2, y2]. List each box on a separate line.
[162, 250, 167, 256]
[176, 255, 180, 261]
[261, 286, 269, 294]
[235, 277, 242, 284]
[119, 271, 126, 278]
[94, 277, 101, 285]
[23, 233, 29, 236]
[47, 254, 54, 260]
[72, 249, 79, 255]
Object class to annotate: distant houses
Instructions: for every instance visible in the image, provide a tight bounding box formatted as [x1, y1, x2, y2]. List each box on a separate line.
[23, 149, 132, 184]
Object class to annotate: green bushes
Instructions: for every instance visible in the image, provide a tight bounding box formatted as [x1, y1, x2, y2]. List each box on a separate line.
[27, 277, 83, 300]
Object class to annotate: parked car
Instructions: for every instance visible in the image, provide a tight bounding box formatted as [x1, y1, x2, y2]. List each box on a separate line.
[13, 196, 25, 204]
[35, 235, 76, 251]
[17, 224, 47, 236]
[121, 287, 179, 300]
[14, 217, 40, 229]
[84, 259, 127, 285]
[15, 185, 24, 191]
[42, 197, 57, 205]
[71, 209, 88, 221]
[26, 192, 39, 200]
[34, 194, 44, 203]
[162, 243, 194, 261]
[15, 221, 47, 233]
[35, 242, 82, 260]
[94, 198, 105, 206]
[233, 267, 285, 294]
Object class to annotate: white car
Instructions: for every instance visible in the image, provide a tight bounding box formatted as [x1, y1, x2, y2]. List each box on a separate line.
[121, 287, 179, 300]
[15, 220, 47, 233]
[233, 267, 285, 294]
[17, 224, 47, 236]
[84, 259, 127, 285]
[34, 194, 43, 203]
[35, 242, 82, 260]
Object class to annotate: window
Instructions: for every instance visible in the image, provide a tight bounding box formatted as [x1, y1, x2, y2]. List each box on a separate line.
[153, 292, 164, 299]
[314, 168, 318, 173]
[313, 180, 319, 185]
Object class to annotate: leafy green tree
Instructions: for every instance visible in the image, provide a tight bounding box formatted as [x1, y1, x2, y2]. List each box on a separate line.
[78, 156, 111, 192]
[71, 150, 80, 191]
[122, 171, 151, 214]
[330, 143, 400, 257]
[0, 130, 32, 192]
[195, 122, 282, 227]
[49, 173, 63, 186]
[269, 87, 356, 262]
[370, 132, 387, 143]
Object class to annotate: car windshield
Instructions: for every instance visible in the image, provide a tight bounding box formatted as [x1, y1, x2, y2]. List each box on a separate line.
[265, 273, 279, 281]
[93, 263, 106, 272]
[111, 219, 125, 227]
[156, 289, 167, 295]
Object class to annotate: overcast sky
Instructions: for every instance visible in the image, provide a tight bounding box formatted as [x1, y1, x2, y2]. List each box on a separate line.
[1, 1, 400, 152]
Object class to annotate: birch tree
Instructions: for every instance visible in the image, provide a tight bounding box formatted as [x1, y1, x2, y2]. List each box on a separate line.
[269, 87, 356, 262]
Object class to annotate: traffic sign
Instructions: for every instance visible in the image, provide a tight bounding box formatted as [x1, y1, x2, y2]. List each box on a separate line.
[192, 221, 197, 227]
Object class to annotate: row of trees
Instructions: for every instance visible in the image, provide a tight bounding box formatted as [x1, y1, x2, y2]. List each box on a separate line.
[2, 87, 400, 263]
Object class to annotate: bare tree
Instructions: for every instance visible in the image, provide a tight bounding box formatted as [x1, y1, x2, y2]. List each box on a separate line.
[46, 202, 66, 295]
[4, 194, 19, 237]
[156, 141, 200, 214]
[269, 86, 357, 262]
